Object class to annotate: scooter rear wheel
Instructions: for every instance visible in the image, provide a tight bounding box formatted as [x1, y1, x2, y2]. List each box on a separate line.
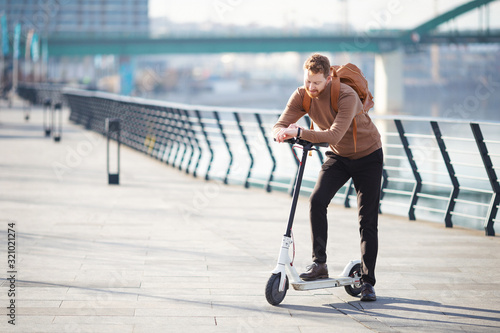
[265, 273, 289, 305]
[344, 263, 363, 296]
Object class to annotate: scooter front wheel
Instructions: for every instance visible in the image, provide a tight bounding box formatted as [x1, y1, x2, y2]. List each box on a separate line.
[265, 273, 288, 305]
[344, 263, 363, 296]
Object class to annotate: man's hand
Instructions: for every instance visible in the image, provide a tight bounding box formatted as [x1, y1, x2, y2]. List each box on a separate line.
[275, 124, 301, 143]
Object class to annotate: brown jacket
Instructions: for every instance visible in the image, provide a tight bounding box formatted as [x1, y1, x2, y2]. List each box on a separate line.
[273, 82, 382, 160]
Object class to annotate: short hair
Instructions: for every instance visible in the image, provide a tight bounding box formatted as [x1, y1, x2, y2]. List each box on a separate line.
[303, 54, 330, 78]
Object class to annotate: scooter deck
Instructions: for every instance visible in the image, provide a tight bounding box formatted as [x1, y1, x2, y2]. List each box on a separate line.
[291, 276, 359, 291]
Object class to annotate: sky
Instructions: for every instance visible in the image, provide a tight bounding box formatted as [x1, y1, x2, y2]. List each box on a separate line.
[148, 0, 500, 31]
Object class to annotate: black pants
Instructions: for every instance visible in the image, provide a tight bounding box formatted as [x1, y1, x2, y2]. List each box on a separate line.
[309, 148, 383, 286]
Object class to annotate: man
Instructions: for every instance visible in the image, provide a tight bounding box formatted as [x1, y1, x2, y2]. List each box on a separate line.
[273, 53, 383, 302]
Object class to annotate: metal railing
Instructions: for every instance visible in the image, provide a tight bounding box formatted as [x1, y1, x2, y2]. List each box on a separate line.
[17, 82, 68, 106]
[18, 86, 500, 236]
[377, 116, 499, 236]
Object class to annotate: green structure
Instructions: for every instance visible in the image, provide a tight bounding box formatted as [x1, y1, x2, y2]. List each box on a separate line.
[43, 0, 499, 56]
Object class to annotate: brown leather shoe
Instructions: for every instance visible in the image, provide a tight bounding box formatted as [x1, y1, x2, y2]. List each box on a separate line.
[299, 263, 328, 281]
[360, 283, 376, 301]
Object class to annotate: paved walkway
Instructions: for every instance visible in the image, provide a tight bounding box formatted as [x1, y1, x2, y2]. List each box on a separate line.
[1, 102, 500, 333]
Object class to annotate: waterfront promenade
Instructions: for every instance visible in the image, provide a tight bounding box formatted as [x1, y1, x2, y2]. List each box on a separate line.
[1, 103, 500, 333]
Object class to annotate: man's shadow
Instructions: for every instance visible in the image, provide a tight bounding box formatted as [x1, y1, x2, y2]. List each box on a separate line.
[281, 296, 500, 330]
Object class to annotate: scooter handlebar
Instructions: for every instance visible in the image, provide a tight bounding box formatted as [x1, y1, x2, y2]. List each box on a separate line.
[280, 137, 329, 148]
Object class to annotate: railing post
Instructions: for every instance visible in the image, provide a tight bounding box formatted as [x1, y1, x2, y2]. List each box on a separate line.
[43, 98, 52, 137]
[195, 110, 213, 181]
[344, 180, 354, 208]
[394, 119, 422, 221]
[148, 109, 161, 159]
[52, 102, 63, 142]
[183, 110, 202, 177]
[470, 123, 498, 236]
[170, 110, 183, 167]
[303, 116, 324, 164]
[173, 108, 188, 170]
[379, 168, 389, 214]
[84, 97, 94, 130]
[106, 118, 120, 185]
[171, 109, 186, 168]
[255, 113, 275, 192]
[178, 109, 196, 175]
[162, 108, 175, 163]
[430, 121, 459, 228]
[23, 92, 31, 121]
[161, 108, 175, 164]
[214, 111, 233, 184]
[288, 145, 301, 196]
[233, 112, 253, 188]
[155, 108, 169, 161]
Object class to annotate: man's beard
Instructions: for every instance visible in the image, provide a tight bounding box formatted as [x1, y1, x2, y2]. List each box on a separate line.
[305, 85, 325, 99]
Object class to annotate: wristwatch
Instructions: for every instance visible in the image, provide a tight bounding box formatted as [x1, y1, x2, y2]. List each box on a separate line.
[297, 127, 301, 138]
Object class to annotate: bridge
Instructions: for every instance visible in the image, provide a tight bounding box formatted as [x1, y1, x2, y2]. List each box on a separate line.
[39, 0, 499, 115]
[42, 0, 499, 56]
[5, 1, 498, 114]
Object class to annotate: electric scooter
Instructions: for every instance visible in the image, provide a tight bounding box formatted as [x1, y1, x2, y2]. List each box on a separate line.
[265, 137, 362, 306]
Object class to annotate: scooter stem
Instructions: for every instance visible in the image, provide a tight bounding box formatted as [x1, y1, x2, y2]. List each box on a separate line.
[284, 142, 313, 237]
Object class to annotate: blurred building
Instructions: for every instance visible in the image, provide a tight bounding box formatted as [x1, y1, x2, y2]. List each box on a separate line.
[0, 0, 149, 35]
